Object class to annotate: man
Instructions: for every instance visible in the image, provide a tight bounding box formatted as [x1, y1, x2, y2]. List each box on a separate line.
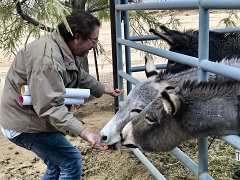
[0, 10, 123, 179]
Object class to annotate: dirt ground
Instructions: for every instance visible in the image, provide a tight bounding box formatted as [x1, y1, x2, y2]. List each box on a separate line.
[0, 9, 240, 180]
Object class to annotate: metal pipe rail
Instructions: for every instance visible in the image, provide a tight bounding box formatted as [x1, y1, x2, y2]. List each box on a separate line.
[118, 39, 240, 81]
[118, 38, 198, 67]
[115, 0, 240, 11]
[131, 148, 166, 180]
[116, 1, 199, 11]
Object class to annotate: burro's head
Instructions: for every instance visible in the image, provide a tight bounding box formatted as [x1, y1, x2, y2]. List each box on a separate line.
[121, 79, 240, 152]
[121, 87, 183, 152]
[100, 55, 168, 149]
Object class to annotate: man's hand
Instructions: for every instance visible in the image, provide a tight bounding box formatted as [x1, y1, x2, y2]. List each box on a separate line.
[104, 84, 124, 97]
[79, 129, 114, 152]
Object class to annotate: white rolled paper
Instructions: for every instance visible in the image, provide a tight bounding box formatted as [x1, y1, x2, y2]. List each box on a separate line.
[18, 96, 85, 105]
[21, 85, 30, 96]
[65, 88, 90, 98]
[21, 85, 90, 98]
[18, 95, 32, 105]
[63, 98, 84, 105]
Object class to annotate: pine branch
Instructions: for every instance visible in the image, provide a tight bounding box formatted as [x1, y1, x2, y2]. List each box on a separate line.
[87, 4, 109, 13]
[14, 0, 54, 32]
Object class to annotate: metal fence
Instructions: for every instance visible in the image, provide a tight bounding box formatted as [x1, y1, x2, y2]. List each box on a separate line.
[111, 0, 240, 179]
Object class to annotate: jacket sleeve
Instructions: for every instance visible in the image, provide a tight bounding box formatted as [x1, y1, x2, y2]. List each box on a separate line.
[77, 67, 105, 98]
[28, 63, 85, 137]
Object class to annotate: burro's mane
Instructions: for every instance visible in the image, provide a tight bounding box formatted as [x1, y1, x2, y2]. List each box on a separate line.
[180, 79, 240, 101]
[154, 57, 240, 86]
[184, 28, 240, 40]
[155, 67, 197, 82]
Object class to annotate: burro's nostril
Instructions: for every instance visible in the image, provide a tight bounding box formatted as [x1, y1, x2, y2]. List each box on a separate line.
[101, 135, 107, 141]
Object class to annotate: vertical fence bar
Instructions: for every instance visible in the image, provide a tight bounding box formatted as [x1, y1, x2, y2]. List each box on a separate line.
[197, 2, 212, 179]
[123, 0, 133, 94]
[109, 0, 119, 112]
[115, 0, 124, 102]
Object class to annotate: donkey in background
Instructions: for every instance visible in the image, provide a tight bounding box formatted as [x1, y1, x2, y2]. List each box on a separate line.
[121, 79, 240, 152]
[149, 25, 240, 74]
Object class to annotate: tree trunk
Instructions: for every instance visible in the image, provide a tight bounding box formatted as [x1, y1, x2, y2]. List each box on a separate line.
[70, 0, 87, 10]
[70, 0, 90, 74]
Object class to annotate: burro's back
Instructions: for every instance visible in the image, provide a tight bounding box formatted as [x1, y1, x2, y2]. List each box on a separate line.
[159, 57, 240, 87]
[150, 26, 240, 73]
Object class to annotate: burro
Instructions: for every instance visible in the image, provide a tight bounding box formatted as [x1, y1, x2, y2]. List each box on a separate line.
[100, 55, 240, 150]
[121, 79, 240, 152]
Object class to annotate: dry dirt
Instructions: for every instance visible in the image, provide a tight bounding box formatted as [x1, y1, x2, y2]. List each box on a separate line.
[0, 10, 240, 180]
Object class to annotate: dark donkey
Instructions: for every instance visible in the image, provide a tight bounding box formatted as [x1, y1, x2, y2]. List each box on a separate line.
[121, 79, 240, 152]
[149, 25, 240, 74]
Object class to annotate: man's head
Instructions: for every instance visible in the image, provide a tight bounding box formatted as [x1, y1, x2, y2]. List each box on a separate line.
[58, 10, 101, 56]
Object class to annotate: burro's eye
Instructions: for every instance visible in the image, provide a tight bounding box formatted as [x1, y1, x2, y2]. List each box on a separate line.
[129, 108, 142, 120]
[131, 109, 142, 113]
[145, 114, 155, 124]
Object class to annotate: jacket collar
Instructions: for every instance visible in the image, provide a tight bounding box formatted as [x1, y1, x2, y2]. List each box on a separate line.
[51, 30, 78, 71]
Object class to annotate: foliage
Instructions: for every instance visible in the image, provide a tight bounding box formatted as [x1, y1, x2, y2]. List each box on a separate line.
[218, 10, 239, 28]
[86, 0, 110, 19]
[129, 10, 180, 37]
[0, 0, 239, 60]
[0, 0, 71, 58]
[128, 10, 181, 52]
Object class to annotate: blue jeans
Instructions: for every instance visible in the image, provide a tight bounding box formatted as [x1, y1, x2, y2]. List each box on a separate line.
[9, 132, 82, 180]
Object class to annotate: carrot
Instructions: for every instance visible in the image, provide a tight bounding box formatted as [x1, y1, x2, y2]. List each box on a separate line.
[115, 88, 121, 94]
[103, 145, 109, 150]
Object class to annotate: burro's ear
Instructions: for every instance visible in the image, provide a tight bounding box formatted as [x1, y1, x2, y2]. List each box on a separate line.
[161, 88, 181, 115]
[149, 26, 173, 45]
[144, 55, 158, 78]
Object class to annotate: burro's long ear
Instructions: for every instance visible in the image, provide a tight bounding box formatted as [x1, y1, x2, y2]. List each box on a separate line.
[149, 25, 176, 45]
[144, 55, 158, 78]
[161, 88, 181, 115]
[150, 26, 186, 47]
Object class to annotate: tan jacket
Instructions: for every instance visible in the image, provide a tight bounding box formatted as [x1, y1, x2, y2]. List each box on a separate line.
[0, 30, 105, 137]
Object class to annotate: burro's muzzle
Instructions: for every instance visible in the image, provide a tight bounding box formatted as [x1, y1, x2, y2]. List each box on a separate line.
[120, 106, 149, 149]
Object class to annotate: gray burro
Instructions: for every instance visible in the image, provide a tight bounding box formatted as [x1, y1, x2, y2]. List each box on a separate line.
[101, 55, 240, 152]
